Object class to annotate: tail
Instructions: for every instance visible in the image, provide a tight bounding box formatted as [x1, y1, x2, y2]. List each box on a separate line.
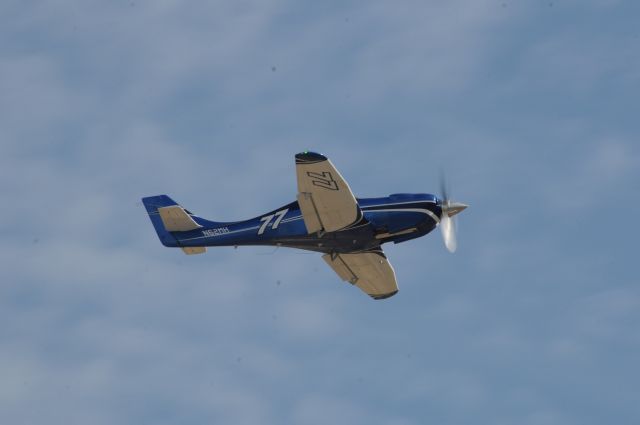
[142, 195, 203, 247]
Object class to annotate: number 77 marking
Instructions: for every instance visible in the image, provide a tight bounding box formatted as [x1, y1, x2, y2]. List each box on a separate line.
[257, 208, 289, 235]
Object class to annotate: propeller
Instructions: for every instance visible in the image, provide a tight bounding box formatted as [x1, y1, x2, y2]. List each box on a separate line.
[439, 176, 468, 253]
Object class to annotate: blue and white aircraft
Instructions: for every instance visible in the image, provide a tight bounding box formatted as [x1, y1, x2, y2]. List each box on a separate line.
[142, 151, 467, 300]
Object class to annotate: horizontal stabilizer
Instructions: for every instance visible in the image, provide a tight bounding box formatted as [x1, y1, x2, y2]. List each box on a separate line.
[182, 246, 206, 255]
[158, 205, 202, 232]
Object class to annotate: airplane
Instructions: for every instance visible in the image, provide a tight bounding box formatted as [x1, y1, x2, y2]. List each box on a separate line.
[142, 151, 467, 300]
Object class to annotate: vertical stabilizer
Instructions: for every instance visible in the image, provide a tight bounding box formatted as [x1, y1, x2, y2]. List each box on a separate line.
[141, 195, 181, 247]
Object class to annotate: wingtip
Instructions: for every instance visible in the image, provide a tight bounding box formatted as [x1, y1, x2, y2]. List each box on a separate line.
[295, 151, 327, 163]
[371, 290, 399, 300]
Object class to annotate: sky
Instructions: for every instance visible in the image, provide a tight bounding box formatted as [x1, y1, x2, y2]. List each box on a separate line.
[1, 0, 639, 424]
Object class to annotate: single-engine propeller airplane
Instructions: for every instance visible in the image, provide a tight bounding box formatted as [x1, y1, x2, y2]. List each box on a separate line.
[142, 151, 467, 300]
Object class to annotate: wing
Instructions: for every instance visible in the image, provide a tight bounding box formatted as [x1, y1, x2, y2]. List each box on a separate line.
[322, 249, 399, 300]
[295, 151, 362, 234]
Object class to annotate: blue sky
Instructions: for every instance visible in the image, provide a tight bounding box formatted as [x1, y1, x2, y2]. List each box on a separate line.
[1, 1, 639, 424]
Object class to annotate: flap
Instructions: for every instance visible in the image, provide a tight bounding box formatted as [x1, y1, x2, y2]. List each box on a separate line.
[296, 192, 323, 234]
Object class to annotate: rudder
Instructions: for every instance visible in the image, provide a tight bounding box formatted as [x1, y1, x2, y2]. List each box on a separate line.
[142, 195, 180, 247]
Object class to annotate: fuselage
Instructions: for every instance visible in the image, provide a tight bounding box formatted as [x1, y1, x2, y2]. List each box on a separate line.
[162, 193, 442, 254]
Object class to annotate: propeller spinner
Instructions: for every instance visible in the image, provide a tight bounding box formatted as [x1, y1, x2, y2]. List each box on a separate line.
[439, 179, 468, 253]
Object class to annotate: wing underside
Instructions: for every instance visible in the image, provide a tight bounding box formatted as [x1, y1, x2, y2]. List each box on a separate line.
[322, 250, 399, 299]
[295, 152, 362, 233]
